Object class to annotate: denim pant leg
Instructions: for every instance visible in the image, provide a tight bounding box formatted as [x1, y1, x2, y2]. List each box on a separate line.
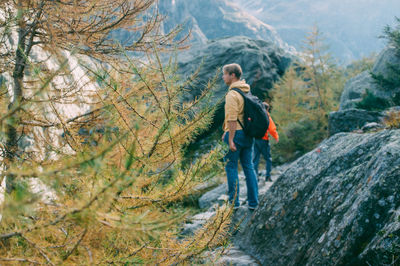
[258, 140, 272, 177]
[252, 143, 261, 177]
[224, 135, 241, 207]
[254, 139, 272, 177]
[240, 142, 259, 208]
[265, 142, 272, 178]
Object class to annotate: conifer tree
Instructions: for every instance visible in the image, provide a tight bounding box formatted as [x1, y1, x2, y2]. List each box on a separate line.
[270, 27, 347, 162]
[0, 1, 232, 264]
[270, 66, 308, 126]
[301, 27, 344, 116]
[0, 0, 189, 191]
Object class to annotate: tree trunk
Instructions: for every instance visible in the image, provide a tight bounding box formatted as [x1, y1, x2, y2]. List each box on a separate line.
[5, 3, 26, 193]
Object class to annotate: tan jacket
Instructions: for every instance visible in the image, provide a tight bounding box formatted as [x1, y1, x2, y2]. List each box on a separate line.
[223, 80, 251, 132]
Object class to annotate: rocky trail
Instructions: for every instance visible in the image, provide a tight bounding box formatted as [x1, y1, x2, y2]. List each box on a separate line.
[184, 128, 400, 265]
[182, 165, 289, 265]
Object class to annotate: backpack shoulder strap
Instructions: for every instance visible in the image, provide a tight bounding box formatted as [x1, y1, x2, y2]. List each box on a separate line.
[229, 88, 245, 129]
[230, 87, 245, 97]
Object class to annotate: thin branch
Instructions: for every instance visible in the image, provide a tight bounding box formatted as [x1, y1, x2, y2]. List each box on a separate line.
[62, 228, 87, 261]
[0, 59, 70, 124]
[0, 257, 40, 264]
[0, 134, 132, 241]
[21, 234, 55, 266]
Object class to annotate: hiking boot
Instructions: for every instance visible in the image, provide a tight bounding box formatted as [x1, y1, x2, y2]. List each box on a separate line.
[242, 201, 257, 211]
[248, 205, 257, 211]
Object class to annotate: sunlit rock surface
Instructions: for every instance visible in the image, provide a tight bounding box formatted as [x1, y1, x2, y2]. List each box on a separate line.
[236, 129, 400, 265]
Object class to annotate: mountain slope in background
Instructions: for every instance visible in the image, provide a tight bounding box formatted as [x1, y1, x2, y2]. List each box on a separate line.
[157, 0, 294, 52]
[233, 0, 400, 63]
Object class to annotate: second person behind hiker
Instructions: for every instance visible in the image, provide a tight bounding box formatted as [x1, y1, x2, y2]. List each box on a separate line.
[221, 63, 258, 210]
[253, 102, 279, 182]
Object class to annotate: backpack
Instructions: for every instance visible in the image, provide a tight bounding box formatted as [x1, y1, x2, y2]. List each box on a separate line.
[231, 88, 269, 139]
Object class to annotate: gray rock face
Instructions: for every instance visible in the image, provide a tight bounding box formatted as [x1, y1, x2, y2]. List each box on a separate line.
[339, 48, 399, 111]
[178, 36, 291, 101]
[372, 47, 400, 79]
[198, 183, 228, 209]
[176, 36, 292, 130]
[329, 47, 400, 135]
[361, 122, 385, 132]
[235, 129, 400, 265]
[359, 211, 400, 265]
[328, 109, 384, 136]
[338, 71, 378, 111]
[216, 247, 260, 266]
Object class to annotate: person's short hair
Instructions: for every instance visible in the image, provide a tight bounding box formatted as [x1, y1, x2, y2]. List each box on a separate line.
[223, 63, 242, 79]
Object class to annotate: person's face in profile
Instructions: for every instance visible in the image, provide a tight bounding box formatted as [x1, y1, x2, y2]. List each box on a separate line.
[222, 71, 236, 86]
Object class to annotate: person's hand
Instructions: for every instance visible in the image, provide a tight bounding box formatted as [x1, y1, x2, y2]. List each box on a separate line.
[229, 140, 237, 152]
[276, 138, 279, 143]
[222, 132, 226, 141]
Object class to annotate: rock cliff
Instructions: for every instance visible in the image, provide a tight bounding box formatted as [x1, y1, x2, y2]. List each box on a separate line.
[329, 47, 400, 135]
[236, 129, 400, 265]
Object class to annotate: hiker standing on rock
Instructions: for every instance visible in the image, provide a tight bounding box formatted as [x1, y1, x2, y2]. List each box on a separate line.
[253, 103, 279, 182]
[221, 63, 258, 210]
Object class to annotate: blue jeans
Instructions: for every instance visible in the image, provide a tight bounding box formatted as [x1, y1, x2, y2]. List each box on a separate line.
[224, 130, 259, 208]
[253, 139, 272, 178]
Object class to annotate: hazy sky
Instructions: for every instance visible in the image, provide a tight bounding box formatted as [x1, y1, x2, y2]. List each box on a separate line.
[233, 0, 400, 62]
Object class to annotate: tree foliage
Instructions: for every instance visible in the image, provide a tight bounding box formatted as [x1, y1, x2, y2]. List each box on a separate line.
[371, 17, 400, 94]
[0, 1, 231, 264]
[355, 89, 391, 111]
[357, 18, 400, 111]
[270, 27, 352, 163]
[382, 17, 400, 54]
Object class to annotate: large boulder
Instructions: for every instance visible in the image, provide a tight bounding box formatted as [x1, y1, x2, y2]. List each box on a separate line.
[338, 71, 379, 111]
[178, 36, 292, 100]
[328, 108, 384, 136]
[372, 46, 400, 79]
[339, 47, 400, 111]
[236, 129, 400, 265]
[176, 36, 292, 131]
[329, 47, 400, 135]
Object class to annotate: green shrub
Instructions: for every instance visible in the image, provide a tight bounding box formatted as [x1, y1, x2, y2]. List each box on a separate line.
[393, 91, 400, 106]
[272, 118, 327, 164]
[356, 89, 391, 111]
